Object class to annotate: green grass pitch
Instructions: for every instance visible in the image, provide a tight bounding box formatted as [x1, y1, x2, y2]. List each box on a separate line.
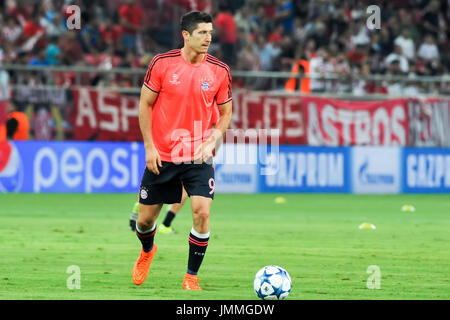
[0, 193, 449, 300]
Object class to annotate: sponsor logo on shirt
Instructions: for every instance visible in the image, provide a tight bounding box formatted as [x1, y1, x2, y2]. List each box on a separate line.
[169, 74, 180, 85]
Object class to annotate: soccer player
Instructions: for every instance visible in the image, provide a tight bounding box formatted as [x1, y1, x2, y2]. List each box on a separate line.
[132, 11, 232, 291]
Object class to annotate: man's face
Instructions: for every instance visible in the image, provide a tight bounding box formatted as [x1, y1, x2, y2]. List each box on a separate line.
[184, 22, 213, 54]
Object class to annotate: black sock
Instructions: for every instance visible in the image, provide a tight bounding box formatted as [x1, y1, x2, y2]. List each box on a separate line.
[163, 211, 176, 227]
[136, 225, 156, 252]
[187, 230, 209, 275]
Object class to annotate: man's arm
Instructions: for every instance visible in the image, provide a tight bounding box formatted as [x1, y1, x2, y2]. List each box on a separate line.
[195, 100, 232, 163]
[210, 101, 232, 142]
[139, 85, 162, 174]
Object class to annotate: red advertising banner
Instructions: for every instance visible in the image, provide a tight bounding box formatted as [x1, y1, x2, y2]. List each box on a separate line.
[228, 90, 306, 144]
[302, 96, 409, 146]
[73, 88, 140, 141]
[407, 97, 450, 147]
[71, 88, 448, 146]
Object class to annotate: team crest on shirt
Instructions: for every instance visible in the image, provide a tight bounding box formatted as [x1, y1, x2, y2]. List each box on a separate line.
[201, 81, 210, 91]
[201, 78, 213, 91]
[140, 187, 148, 200]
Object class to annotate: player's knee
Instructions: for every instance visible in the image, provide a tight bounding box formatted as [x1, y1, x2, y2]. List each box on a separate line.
[137, 218, 156, 232]
[192, 207, 210, 221]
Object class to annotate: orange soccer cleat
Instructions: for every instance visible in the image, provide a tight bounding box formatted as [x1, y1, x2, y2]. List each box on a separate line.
[132, 245, 157, 285]
[182, 273, 202, 290]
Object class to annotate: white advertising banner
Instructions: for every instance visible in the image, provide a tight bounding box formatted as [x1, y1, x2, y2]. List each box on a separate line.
[352, 146, 401, 194]
[213, 144, 258, 193]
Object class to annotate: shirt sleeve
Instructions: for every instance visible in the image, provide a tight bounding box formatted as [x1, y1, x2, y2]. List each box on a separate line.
[143, 55, 164, 93]
[216, 66, 232, 105]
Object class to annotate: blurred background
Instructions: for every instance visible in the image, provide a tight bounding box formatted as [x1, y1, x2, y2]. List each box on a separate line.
[0, 0, 449, 142]
[0, 0, 449, 194]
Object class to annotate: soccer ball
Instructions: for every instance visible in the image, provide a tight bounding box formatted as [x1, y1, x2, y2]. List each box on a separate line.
[254, 265, 291, 300]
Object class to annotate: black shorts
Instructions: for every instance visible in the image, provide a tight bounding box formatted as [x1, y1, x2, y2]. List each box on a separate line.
[138, 161, 215, 205]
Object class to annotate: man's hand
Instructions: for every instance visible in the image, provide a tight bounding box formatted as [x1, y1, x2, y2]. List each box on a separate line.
[146, 147, 162, 175]
[194, 138, 216, 164]
[194, 129, 223, 164]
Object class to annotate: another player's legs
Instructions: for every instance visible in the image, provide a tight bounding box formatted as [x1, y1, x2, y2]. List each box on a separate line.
[132, 203, 162, 285]
[159, 187, 188, 234]
[183, 195, 212, 290]
[129, 201, 139, 231]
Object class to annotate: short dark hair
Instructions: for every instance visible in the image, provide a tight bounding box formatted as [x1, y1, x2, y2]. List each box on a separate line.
[180, 11, 213, 34]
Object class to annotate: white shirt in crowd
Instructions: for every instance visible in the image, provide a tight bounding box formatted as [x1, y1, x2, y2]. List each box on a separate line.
[309, 56, 335, 91]
[384, 53, 409, 73]
[394, 36, 415, 60]
[417, 43, 440, 61]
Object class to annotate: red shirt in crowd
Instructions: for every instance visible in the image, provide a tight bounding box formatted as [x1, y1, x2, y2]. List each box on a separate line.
[22, 21, 44, 38]
[214, 12, 237, 43]
[100, 24, 122, 44]
[119, 4, 143, 35]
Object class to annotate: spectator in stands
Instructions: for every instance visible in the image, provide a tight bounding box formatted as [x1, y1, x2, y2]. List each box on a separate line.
[385, 59, 404, 95]
[118, 0, 143, 52]
[420, 0, 441, 40]
[59, 32, 83, 66]
[46, 36, 61, 66]
[17, 9, 46, 53]
[1, 0, 448, 94]
[0, 42, 18, 64]
[274, 0, 294, 35]
[237, 42, 261, 72]
[40, 10, 65, 39]
[255, 34, 281, 71]
[350, 18, 370, 47]
[214, 3, 237, 66]
[1, 16, 22, 44]
[394, 27, 415, 61]
[346, 43, 368, 69]
[29, 48, 50, 66]
[100, 17, 122, 53]
[234, 5, 252, 36]
[6, 104, 30, 141]
[385, 44, 409, 74]
[79, 13, 102, 54]
[417, 34, 440, 63]
[8, 0, 32, 27]
[309, 48, 333, 93]
[249, 6, 269, 35]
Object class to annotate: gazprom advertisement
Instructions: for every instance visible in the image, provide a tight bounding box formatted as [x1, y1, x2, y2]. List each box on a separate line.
[402, 147, 450, 193]
[351, 147, 401, 194]
[258, 146, 351, 193]
[1, 141, 449, 194]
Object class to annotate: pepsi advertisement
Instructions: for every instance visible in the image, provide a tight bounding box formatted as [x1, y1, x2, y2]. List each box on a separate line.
[0, 141, 144, 193]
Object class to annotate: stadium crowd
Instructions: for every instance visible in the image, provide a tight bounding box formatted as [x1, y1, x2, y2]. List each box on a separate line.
[0, 0, 449, 94]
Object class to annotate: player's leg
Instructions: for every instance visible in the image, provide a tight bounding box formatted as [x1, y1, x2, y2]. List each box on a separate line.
[159, 187, 188, 234]
[136, 203, 163, 250]
[132, 164, 183, 285]
[183, 195, 212, 290]
[129, 201, 139, 231]
[132, 202, 162, 286]
[180, 162, 215, 290]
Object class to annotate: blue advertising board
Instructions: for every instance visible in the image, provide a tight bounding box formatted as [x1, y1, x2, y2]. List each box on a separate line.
[402, 147, 450, 193]
[0, 141, 145, 193]
[257, 145, 351, 193]
[2, 141, 449, 194]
